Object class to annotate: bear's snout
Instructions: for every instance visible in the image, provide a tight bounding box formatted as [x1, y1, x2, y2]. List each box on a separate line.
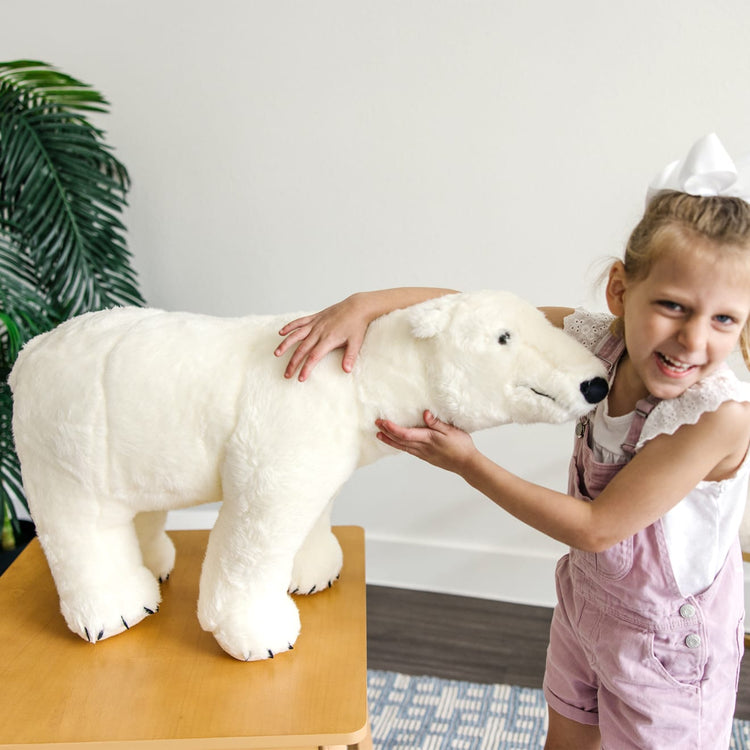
[580, 377, 608, 405]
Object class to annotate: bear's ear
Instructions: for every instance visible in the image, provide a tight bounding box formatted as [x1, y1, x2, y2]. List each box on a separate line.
[407, 294, 458, 339]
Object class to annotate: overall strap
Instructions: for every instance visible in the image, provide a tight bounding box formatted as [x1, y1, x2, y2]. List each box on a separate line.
[620, 395, 660, 456]
[592, 331, 625, 378]
[590, 331, 661, 456]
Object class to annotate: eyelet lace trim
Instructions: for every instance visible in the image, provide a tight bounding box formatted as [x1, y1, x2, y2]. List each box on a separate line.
[563, 308, 615, 353]
[638, 365, 750, 449]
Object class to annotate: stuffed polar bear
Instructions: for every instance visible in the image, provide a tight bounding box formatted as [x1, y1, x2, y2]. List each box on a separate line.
[10, 290, 608, 661]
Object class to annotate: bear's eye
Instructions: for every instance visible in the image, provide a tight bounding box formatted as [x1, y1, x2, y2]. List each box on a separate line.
[498, 331, 511, 345]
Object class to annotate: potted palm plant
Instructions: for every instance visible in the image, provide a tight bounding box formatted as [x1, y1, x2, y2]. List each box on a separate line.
[0, 60, 145, 566]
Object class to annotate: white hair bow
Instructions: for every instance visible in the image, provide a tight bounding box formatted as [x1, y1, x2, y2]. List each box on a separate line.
[647, 133, 750, 205]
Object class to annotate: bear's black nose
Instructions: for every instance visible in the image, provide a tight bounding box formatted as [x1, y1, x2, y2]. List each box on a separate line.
[580, 377, 608, 404]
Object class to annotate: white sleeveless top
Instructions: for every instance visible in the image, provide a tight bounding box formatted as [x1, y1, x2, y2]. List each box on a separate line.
[565, 308, 750, 597]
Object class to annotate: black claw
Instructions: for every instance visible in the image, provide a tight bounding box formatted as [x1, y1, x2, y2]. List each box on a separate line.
[121, 616, 130, 630]
[84, 627, 91, 642]
[307, 585, 317, 594]
[97, 629, 104, 641]
[328, 580, 333, 588]
[268, 649, 274, 659]
[144, 606, 156, 615]
[291, 587, 299, 595]
[288, 643, 294, 650]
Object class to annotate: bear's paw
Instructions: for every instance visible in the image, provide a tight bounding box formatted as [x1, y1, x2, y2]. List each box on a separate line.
[139, 531, 176, 584]
[201, 591, 301, 662]
[59, 565, 161, 643]
[289, 530, 343, 595]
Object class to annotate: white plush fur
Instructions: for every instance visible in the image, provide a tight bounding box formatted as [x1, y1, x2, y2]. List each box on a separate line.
[10, 291, 607, 661]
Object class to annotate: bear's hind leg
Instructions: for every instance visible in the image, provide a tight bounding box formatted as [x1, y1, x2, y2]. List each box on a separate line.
[33, 506, 161, 643]
[135, 510, 176, 583]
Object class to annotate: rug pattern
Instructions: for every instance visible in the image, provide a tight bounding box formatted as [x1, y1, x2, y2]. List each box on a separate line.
[367, 670, 750, 749]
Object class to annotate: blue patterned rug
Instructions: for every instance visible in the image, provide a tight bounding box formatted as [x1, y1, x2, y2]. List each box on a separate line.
[367, 670, 750, 749]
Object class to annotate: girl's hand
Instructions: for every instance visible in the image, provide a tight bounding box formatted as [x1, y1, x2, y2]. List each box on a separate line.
[275, 295, 371, 381]
[375, 410, 479, 474]
[275, 288, 457, 382]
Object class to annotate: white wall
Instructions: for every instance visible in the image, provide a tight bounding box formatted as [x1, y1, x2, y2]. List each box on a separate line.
[4, 1, 750, 607]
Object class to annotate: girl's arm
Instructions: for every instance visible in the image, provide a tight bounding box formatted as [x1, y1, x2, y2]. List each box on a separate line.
[376, 401, 750, 551]
[275, 287, 457, 381]
[275, 294, 572, 381]
[538, 306, 575, 329]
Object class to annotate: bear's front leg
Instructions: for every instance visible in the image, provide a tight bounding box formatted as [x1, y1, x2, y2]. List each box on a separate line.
[198, 504, 307, 661]
[199, 419, 357, 661]
[289, 498, 343, 595]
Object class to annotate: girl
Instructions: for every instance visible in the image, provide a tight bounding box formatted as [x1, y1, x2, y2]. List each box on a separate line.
[274, 135, 750, 749]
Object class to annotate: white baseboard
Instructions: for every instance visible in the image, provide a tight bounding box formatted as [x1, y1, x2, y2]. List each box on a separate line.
[363, 534, 560, 607]
[166, 509, 750, 627]
[166, 507, 220, 530]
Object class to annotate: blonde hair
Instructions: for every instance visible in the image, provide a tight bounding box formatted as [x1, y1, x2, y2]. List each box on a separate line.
[621, 191, 750, 368]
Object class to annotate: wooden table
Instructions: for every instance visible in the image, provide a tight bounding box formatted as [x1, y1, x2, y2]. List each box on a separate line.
[0, 526, 371, 750]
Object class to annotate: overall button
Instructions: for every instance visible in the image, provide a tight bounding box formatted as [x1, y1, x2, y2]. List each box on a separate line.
[679, 603, 696, 619]
[685, 634, 701, 649]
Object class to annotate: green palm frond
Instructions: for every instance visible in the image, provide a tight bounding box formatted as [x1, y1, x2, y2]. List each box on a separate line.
[0, 381, 23, 547]
[0, 60, 144, 318]
[0, 228, 54, 372]
[0, 60, 145, 549]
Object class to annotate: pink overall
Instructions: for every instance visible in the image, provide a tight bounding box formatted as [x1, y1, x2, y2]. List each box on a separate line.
[543, 333, 745, 749]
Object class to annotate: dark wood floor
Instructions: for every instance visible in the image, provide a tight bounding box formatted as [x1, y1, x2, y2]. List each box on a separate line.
[366, 585, 750, 721]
